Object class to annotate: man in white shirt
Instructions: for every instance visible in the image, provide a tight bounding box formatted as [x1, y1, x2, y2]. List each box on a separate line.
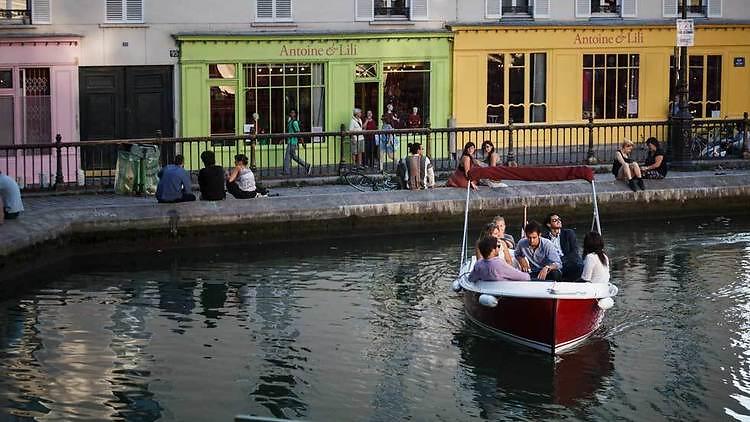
[0, 171, 23, 221]
[349, 108, 364, 167]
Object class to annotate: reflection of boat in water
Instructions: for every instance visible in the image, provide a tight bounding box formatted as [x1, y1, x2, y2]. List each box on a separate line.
[452, 166, 619, 354]
[456, 323, 615, 411]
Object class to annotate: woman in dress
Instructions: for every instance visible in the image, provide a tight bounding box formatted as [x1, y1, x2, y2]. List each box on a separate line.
[447, 142, 479, 190]
[580, 231, 610, 283]
[363, 110, 378, 167]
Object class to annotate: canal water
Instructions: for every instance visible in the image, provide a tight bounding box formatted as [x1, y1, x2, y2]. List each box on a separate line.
[1, 215, 749, 421]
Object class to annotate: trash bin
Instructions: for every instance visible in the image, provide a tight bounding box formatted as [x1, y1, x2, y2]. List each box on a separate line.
[114, 144, 161, 195]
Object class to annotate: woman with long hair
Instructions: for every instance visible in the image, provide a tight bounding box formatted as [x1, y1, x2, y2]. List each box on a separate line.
[447, 142, 479, 190]
[481, 141, 501, 167]
[580, 231, 610, 283]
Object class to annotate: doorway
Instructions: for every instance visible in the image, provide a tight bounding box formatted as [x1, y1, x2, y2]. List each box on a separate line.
[354, 82, 379, 123]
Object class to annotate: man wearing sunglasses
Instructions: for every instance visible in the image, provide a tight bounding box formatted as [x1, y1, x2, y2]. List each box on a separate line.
[543, 213, 583, 282]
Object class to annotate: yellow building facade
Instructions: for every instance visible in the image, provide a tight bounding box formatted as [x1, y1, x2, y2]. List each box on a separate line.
[452, 24, 750, 127]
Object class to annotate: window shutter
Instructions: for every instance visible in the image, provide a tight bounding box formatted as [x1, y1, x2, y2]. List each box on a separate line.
[621, 0, 636, 17]
[707, 0, 722, 17]
[106, 0, 123, 22]
[575, 0, 590, 18]
[276, 0, 292, 19]
[662, 0, 677, 17]
[485, 0, 501, 19]
[257, 0, 273, 19]
[31, 0, 50, 24]
[125, 0, 142, 22]
[355, 0, 373, 21]
[533, 0, 550, 18]
[410, 0, 428, 21]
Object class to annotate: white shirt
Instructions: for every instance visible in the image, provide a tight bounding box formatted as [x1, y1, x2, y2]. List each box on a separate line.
[236, 168, 256, 192]
[581, 253, 610, 283]
[0, 173, 24, 214]
[548, 232, 562, 256]
[349, 116, 363, 141]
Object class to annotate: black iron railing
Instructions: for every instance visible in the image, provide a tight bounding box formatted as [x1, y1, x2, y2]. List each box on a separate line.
[0, 8, 31, 24]
[1, 116, 747, 192]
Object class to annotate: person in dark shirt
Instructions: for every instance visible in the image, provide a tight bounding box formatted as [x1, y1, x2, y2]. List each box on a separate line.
[156, 155, 195, 203]
[198, 151, 226, 201]
[640, 138, 668, 179]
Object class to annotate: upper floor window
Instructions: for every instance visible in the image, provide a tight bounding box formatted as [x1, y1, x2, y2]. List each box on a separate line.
[106, 0, 143, 23]
[257, 0, 292, 22]
[664, 0, 721, 17]
[356, 0, 428, 21]
[1, 0, 48, 25]
[679, 0, 706, 15]
[487, 0, 549, 18]
[591, 0, 619, 14]
[578, 0, 636, 18]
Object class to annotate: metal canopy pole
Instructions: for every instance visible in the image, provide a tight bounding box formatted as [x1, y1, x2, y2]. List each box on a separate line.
[591, 181, 602, 234]
[459, 181, 471, 271]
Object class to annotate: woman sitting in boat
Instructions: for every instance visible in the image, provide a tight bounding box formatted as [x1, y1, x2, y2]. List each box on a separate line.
[447, 142, 479, 190]
[580, 232, 610, 283]
[475, 222, 513, 265]
[469, 237, 530, 283]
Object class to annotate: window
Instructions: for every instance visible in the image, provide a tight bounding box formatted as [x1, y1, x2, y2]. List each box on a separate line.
[1, 0, 30, 23]
[591, 0, 619, 14]
[21, 67, 51, 144]
[210, 86, 235, 136]
[106, 0, 143, 23]
[679, 0, 706, 15]
[0, 96, 13, 145]
[375, 0, 408, 18]
[0, 69, 12, 89]
[582, 54, 639, 120]
[245, 63, 324, 137]
[669, 54, 722, 118]
[209, 64, 236, 79]
[355, 63, 377, 79]
[486, 52, 547, 124]
[383, 62, 430, 127]
[256, 0, 292, 22]
[503, 0, 530, 14]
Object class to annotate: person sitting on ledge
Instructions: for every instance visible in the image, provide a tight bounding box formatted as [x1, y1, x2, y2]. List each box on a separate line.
[515, 220, 563, 281]
[0, 171, 24, 221]
[470, 236, 530, 283]
[612, 140, 644, 192]
[227, 154, 268, 199]
[198, 150, 225, 201]
[156, 155, 196, 203]
[640, 137, 668, 180]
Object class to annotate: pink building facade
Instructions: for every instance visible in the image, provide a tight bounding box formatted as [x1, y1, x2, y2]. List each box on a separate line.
[0, 35, 80, 187]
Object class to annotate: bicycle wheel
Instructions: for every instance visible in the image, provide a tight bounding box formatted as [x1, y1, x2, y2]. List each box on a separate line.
[344, 170, 372, 192]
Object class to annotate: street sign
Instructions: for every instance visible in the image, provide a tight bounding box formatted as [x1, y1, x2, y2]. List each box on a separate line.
[676, 19, 694, 47]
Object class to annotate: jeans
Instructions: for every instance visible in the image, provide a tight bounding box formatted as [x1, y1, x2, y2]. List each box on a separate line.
[283, 142, 308, 173]
[157, 193, 196, 203]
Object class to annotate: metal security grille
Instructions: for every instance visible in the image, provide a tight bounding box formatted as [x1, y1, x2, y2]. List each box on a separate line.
[21, 67, 51, 144]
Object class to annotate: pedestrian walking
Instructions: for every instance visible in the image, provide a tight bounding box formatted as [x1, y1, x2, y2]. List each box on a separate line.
[284, 109, 312, 176]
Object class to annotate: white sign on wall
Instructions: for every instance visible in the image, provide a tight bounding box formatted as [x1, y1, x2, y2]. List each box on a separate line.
[677, 19, 695, 47]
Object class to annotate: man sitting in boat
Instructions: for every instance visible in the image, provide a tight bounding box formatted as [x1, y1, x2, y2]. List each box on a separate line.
[515, 221, 563, 281]
[469, 237, 530, 282]
[543, 213, 583, 282]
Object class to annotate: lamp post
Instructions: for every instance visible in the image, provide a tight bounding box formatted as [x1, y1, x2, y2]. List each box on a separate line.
[672, 0, 693, 165]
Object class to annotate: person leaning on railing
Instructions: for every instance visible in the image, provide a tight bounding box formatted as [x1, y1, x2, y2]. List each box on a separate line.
[640, 138, 668, 180]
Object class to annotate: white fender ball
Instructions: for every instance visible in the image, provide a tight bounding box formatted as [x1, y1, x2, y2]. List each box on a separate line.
[452, 279, 462, 292]
[598, 297, 615, 310]
[479, 294, 498, 308]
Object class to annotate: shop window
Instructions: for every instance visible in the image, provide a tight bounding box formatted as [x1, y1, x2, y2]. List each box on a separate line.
[669, 54, 721, 118]
[582, 53, 639, 120]
[0, 96, 13, 145]
[355, 63, 377, 79]
[210, 86, 235, 137]
[21, 67, 51, 144]
[679, 0, 706, 15]
[383, 62, 430, 128]
[105, 0, 143, 23]
[0, 69, 12, 89]
[209, 64, 236, 79]
[591, 0, 620, 14]
[245, 63, 324, 138]
[257, 0, 292, 22]
[486, 52, 547, 124]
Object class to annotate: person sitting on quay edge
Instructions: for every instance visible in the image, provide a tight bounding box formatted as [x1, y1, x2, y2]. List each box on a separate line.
[470, 236, 530, 283]
[640, 137, 668, 180]
[446, 142, 480, 190]
[580, 231, 610, 284]
[492, 215, 516, 249]
[612, 140, 644, 192]
[401, 142, 435, 190]
[227, 154, 268, 199]
[0, 170, 24, 222]
[543, 213, 583, 282]
[475, 222, 513, 266]
[156, 155, 196, 203]
[515, 220, 563, 281]
[198, 150, 225, 201]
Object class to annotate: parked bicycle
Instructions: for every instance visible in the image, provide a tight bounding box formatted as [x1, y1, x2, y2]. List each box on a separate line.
[342, 166, 400, 192]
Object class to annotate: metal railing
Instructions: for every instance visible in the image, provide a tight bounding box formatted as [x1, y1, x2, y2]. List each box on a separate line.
[0, 8, 31, 24]
[1, 116, 747, 192]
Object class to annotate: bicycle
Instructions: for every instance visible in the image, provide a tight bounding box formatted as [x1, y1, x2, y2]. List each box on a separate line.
[342, 166, 400, 192]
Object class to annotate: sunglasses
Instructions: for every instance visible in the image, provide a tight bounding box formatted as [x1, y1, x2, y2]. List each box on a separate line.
[551, 218, 561, 223]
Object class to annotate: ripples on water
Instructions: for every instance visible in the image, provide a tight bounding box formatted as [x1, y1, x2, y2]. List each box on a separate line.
[1, 216, 750, 421]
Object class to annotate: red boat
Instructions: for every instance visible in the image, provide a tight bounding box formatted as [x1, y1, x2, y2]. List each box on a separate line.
[452, 166, 618, 355]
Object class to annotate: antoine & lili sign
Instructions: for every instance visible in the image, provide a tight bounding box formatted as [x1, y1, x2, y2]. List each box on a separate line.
[279, 42, 359, 58]
[573, 31, 645, 46]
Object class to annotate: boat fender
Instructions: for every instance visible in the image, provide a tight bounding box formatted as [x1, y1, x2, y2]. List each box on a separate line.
[598, 297, 615, 310]
[478, 294, 498, 308]
[452, 279, 462, 292]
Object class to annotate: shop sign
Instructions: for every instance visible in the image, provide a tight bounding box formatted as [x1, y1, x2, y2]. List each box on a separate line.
[734, 57, 745, 67]
[573, 31, 644, 46]
[676, 19, 694, 47]
[279, 42, 359, 58]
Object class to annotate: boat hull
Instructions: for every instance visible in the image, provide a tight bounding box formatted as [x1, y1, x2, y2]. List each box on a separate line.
[463, 291, 605, 354]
